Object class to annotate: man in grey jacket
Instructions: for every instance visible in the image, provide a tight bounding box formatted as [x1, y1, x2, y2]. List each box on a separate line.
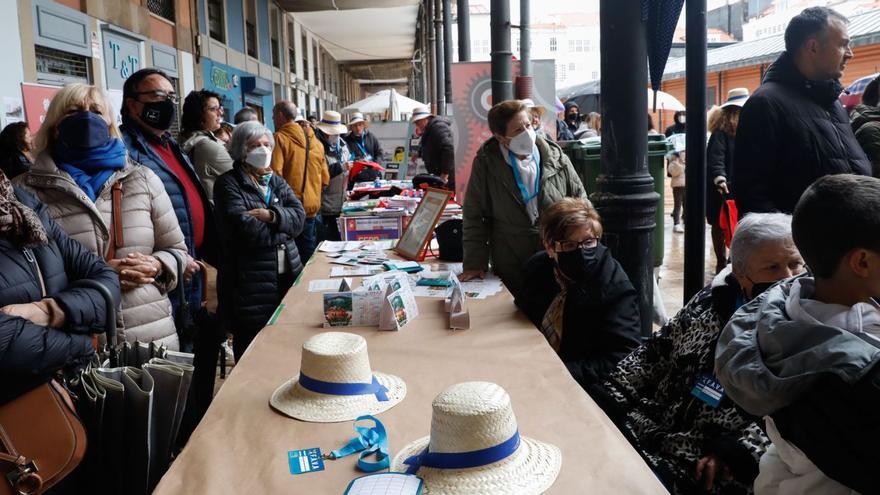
[715, 174, 880, 494]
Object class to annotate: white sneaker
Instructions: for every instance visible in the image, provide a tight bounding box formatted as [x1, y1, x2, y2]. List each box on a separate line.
[673, 224, 684, 233]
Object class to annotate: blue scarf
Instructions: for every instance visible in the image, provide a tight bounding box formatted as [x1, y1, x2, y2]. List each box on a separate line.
[52, 139, 127, 201]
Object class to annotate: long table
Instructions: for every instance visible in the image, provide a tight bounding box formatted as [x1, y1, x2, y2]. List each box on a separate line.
[154, 254, 668, 494]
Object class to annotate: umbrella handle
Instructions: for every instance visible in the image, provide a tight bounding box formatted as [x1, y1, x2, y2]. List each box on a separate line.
[70, 279, 118, 367]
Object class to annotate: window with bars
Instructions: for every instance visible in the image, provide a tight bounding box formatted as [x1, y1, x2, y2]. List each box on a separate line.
[549, 37, 557, 52]
[208, 0, 225, 42]
[555, 63, 566, 82]
[146, 0, 174, 22]
[35, 45, 91, 85]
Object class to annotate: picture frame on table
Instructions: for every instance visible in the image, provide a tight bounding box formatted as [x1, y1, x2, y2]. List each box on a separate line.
[394, 187, 453, 261]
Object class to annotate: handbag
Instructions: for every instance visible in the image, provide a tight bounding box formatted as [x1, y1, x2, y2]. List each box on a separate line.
[435, 218, 464, 262]
[719, 195, 739, 248]
[0, 381, 87, 495]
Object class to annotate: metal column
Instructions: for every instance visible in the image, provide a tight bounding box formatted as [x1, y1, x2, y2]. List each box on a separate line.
[457, 0, 471, 61]
[489, 0, 512, 103]
[434, 0, 446, 115]
[443, 0, 453, 109]
[684, 0, 707, 301]
[520, 0, 530, 77]
[595, 0, 658, 338]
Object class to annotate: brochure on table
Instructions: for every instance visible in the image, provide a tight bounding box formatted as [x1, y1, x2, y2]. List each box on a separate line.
[444, 273, 470, 330]
[323, 272, 419, 330]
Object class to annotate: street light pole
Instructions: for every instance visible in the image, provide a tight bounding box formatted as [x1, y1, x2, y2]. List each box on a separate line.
[434, 0, 446, 115]
[596, 0, 657, 338]
[489, 0, 513, 103]
[457, 0, 471, 62]
[443, 0, 453, 109]
[684, 0, 707, 301]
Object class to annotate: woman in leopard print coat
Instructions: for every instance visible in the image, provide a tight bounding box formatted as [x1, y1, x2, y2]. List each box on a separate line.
[589, 213, 805, 495]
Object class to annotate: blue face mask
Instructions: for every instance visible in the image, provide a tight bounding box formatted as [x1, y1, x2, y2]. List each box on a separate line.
[57, 111, 111, 149]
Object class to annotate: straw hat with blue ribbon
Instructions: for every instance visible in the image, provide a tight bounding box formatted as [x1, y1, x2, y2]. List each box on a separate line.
[410, 106, 433, 123]
[391, 382, 561, 495]
[316, 110, 348, 135]
[721, 87, 749, 108]
[270, 332, 406, 423]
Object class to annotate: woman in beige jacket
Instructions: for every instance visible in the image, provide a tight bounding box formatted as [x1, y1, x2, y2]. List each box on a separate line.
[15, 83, 187, 349]
[180, 89, 234, 202]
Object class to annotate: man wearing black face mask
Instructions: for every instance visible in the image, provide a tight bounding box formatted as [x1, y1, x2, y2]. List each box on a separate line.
[514, 198, 641, 388]
[119, 68, 220, 344]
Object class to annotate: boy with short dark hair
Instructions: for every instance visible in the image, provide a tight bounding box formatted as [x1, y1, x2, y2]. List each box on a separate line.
[716, 174, 880, 494]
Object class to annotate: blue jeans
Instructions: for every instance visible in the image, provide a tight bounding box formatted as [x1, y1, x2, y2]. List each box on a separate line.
[295, 215, 320, 264]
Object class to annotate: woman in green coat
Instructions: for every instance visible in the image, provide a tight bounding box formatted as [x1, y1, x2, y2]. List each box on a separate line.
[461, 100, 586, 296]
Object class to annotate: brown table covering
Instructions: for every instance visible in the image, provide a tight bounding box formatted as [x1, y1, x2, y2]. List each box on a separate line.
[154, 254, 668, 494]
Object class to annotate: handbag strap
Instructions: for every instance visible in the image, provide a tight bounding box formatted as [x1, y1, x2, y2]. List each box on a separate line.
[105, 181, 124, 261]
[0, 411, 44, 495]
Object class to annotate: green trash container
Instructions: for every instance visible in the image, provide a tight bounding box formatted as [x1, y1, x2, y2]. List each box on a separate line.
[559, 138, 602, 195]
[561, 136, 669, 267]
[647, 134, 672, 267]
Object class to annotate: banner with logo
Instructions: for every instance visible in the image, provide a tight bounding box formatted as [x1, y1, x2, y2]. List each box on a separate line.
[21, 83, 61, 136]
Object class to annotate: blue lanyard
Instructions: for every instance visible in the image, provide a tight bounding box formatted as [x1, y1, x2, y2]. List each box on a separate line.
[357, 136, 370, 159]
[264, 186, 272, 206]
[507, 146, 541, 204]
[325, 415, 390, 472]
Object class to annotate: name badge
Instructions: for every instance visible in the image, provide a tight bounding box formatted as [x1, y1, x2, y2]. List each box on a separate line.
[691, 373, 725, 408]
[289, 448, 325, 475]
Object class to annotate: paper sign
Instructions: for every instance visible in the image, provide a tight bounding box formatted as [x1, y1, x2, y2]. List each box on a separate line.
[323, 291, 383, 327]
[380, 282, 419, 331]
[330, 266, 383, 277]
[309, 278, 353, 292]
[344, 473, 424, 495]
[288, 448, 325, 475]
[445, 273, 470, 329]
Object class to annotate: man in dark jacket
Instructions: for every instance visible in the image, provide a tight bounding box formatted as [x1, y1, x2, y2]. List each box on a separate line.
[664, 111, 686, 137]
[344, 112, 384, 163]
[119, 68, 219, 326]
[732, 7, 870, 215]
[411, 106, 456, 191]
[850, 75, 880, 177]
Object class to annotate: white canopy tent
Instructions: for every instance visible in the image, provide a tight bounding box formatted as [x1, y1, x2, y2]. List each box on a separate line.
[342, 89, 426, 121]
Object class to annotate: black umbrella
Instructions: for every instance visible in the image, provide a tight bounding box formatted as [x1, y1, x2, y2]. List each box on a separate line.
[645, 0, 685, 111]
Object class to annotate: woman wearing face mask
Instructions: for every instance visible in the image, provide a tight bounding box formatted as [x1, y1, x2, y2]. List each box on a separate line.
[665, 111, 687, 137]
[515, 197, 641, 388]
[180, 90, 234, 203]
[589, 213, 804, 495]
[15, 83, 188, 349]
[315, 111, 351, 242]
[213, 121, 306, 361]
[462, 100, 586, 297]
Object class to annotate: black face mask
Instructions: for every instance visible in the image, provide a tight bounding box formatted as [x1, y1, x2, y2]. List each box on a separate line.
[140, 99, 176, 131]
[748, 281, 775, 301]
[555, 245, 604, 282]
[566, 113, 579, 123]
[57, 111, 111, 149]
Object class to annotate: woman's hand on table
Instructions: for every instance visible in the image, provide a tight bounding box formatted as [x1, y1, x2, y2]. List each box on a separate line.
[459, 270, 486, 282]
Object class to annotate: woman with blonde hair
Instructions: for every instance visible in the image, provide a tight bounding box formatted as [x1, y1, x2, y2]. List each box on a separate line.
[706, 88, 749, 273]
[15, 83, 188, 349]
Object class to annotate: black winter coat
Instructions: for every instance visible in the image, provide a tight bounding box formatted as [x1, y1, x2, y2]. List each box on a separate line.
[344, 130, 384, 163]
[706, 130, 735, 225]
[771, 362, 880, 494]
[213, 164, 306, 334]
[0, 150, 31, 180]
[0, 188, 121, 403]
[419, 117, 456, 189]
[515, 247, 641, 387]
[732, 52, 871, 215]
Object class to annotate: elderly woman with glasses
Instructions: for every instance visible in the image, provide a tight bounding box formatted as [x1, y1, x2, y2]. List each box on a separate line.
[213, 121, 305, 361]
[515, 197, 641, 388]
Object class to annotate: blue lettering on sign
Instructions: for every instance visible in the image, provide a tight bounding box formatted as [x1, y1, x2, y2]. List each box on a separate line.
[109, 41, 121, 69]
[108, 40, 140, 80]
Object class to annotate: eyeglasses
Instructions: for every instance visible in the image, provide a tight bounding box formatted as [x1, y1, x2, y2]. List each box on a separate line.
[554, 237, 600, 252]
[133, 90, 179, 104]
[206, 105, 223, 114]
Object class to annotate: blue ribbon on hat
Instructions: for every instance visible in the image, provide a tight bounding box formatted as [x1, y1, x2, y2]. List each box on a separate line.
[326, 415, 390, 472]
[322, 118, 342, 125]
[298, 373, 389, 402]
[403, 431, 521, 474]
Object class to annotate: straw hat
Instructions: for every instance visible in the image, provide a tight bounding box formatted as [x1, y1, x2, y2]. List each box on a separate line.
[411, 106, 433, 123]
[721, 87, 749, 108]
[270, 332, 406, 423]
[391, 382, 561, 495]
[316, 110, 348, 135]
[348, 112, 366, 126]
[294, 110, 307, 123]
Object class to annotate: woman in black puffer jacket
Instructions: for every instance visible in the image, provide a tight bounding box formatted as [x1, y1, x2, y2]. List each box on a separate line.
[213, 122, 305, 361]
[0, 170, 121, 403]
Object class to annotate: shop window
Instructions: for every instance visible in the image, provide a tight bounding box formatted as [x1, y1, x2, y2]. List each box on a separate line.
[146, 0, 174, 22]
[35, 45, 91, 85]
[207, 0, 225, 43]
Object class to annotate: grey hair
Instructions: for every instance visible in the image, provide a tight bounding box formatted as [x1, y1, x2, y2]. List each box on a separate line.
[228, 121, 275, 161]
[730, 212, 794, 274]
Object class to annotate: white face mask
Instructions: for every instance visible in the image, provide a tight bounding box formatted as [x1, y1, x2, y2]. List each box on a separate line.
[245, 145, 272, 171]
[328, 134, 340, 145]
[679, 116, 686, 124]
[507, 127, 536, 156]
